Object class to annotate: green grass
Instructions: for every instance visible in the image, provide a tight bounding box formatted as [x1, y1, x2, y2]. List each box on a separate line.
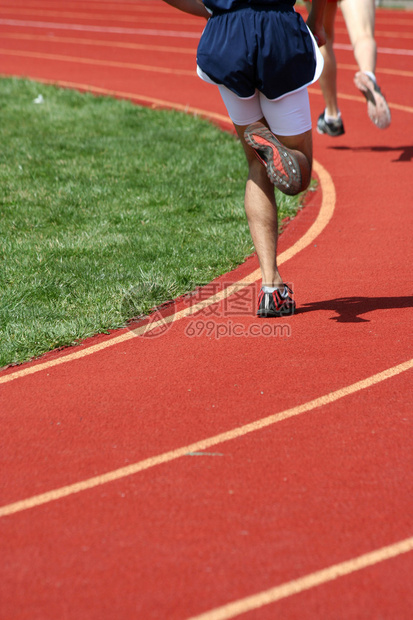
[0, 77, 307, 367]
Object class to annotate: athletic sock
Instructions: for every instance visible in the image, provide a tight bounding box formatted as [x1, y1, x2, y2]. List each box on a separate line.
[263, 285, 288, 298]
[364, 71, 377, 84]
[324, 109, 342, 123]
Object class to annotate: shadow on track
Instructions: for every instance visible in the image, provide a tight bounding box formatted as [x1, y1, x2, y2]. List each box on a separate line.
[329, 145, 413, 162]
[297, 295, 413, 323]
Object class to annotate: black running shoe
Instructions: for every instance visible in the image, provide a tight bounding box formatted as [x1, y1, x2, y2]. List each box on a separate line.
[317, 112, 345, 137]
[257, 285, 295, 318]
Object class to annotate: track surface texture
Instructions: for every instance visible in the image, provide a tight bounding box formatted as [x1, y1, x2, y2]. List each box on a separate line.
[1, 1, 413, 619]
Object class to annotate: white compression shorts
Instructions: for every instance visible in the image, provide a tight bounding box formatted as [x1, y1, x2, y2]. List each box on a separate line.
[196, 21, 322, 136]
[216, 83, 312, 136]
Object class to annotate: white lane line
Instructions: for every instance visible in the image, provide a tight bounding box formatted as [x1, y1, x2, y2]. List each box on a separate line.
[0, 358, 412, 518]
[0, 19, 201, 38]
[187, 535, 413, 620]
[0, 48, 195, 76]
[334, 42, 413, 57]
[1, 20, 413, 55]
[0, 158, 334, 386]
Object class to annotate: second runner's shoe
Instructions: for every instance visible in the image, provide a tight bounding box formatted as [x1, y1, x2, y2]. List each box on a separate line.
[354, 71, 391, 129]
[317, 111, 345, 137]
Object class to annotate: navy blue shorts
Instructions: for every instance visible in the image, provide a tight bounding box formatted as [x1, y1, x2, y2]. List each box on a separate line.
[197, 5, 317, 100]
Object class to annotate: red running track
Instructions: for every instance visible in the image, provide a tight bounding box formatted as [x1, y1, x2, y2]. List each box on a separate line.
[1, 1, 413, 618]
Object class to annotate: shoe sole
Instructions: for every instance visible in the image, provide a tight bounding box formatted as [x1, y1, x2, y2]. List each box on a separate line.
[257, 303, 296, 318]
[244, 123, 302, 196]
[354, 72, 391, 129]
[316, 124, 345, 137]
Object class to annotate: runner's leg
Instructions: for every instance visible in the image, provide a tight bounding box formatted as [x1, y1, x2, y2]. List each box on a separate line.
[304, 1, 340, 119]
[319, 1, 340, 118]
[340, 0, 390, 128]
[234, 122, 283, 289]
[340, 0, 376, 73]
[217, 86, 313, 289]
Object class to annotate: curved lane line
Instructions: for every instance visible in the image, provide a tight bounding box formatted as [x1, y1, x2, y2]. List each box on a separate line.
[0, 3, 166, 14]
[3, 35, 413, 75]
[334, 42, 413, 57]
[0, 87, 335, 386]
[0, 358, 411, 518]
[0, 8, 195, 24]
[335, 26, 413, 40]
[0, 19, 203, 37]
[0, 48, 196, 76]
[2, 19, 413, 51]
[187, 535, 413, 620]
[0, 32, 196, 55]
[308, 87, 413, 115]
[3, 48, 413, 90]
[337, 62, 413, 79]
